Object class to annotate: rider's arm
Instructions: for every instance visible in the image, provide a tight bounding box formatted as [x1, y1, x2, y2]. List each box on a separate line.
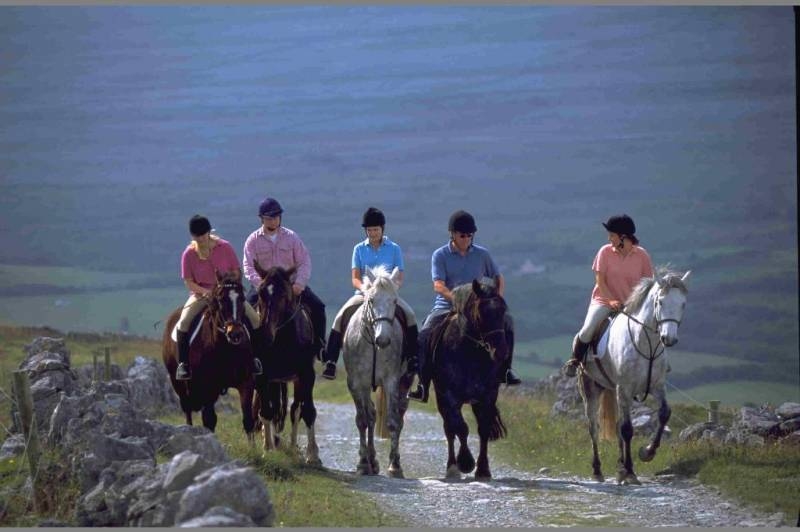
[595, 271, 622, 310]
[184, 278, 210, 297]
[351, 268, 363, 291]
[241, 232, 261, 287]
[393, 269, 404, 288]
[433, 279, 453, 301]
[495, 274, 505, 297]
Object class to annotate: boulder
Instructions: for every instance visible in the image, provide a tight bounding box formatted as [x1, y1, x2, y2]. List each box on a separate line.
[776, 402, 800, 421]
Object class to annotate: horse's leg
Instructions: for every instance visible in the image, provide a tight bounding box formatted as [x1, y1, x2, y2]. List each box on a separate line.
[180, 396, 193, 426]
[201, 404, 217, 433]
[352, 391, 373, 475]
[470, 403, 492, 481]
[639, 386, 670, 463]
[386, 379, 405, 479]
[290, 392, 301, 450]
[298, 370, 321, 466]
[259, 384, 277, 451]
[238, 382, 256, 445]
[579, 375, 605, 482]
[365, 390, 379, 475]
[615, 390, 640, 485]
[439, 397, 473, 476]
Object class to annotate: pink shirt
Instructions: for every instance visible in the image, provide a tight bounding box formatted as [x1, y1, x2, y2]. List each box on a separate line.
[242, 226, 312, 289]
[590, 244, 654, 306]
[181, 238, 241, 291]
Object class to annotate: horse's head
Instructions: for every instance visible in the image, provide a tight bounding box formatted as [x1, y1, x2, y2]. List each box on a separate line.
[653, 270, 690, 347]
[210, 270, 248, 346]
[465, 278, 509, 362]
[362, 266, 401, 348]
[254, 261, 297, 344]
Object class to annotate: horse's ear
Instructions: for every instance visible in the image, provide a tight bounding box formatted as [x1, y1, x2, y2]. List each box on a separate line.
[365, 267, 377, 284]
[286, 266, 297, 282]
[472, 278, 484, 297]
[681, 270, 691, 287]
[389, 267, 401, 287]
[253, 260, 268, 280]
[215, 269, 223, 283]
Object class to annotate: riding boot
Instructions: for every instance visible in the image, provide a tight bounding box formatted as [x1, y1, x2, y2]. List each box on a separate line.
[407, 377, 429, 403]
[563, 339, 590, 378]
[498, 325, 521, 385]
[321, 329, 342, 380]
[249, 327, 264, 376]
[407, 347, 428, 403]
[402, 324, 419, 365]
[176, 331, 191, 381]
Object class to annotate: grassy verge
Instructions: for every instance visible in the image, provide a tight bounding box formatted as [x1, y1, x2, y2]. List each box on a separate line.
[492, 391, 800, 521]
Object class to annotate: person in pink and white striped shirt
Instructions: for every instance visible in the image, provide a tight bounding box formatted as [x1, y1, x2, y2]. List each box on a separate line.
[242, 197, 327, 357]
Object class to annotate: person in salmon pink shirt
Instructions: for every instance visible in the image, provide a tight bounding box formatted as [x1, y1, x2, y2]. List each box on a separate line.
[175, 215, 263, 381]
[562, 214, 654, 377]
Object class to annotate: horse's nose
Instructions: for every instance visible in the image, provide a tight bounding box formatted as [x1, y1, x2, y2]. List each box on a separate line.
[661, 335, 677, 347]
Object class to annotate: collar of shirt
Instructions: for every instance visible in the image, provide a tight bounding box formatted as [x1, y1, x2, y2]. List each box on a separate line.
[448, 240, 473, 254]
[257, 226, 285, 240]
[362, 236, 388, 248]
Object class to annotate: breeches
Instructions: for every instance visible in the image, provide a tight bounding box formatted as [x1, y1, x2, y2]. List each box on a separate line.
[176, 294, 260, 332]
[331, 294, 417, 332]
[577, 303, 612, 343]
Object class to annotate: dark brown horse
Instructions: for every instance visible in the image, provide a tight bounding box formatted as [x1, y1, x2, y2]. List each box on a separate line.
[251, 263, 321, 465]
[162, 271, 256, 438]
[430, 279, 509, 480]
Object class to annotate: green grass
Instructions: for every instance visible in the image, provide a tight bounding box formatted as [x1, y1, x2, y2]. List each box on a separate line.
[0, 264, 167, 291]
[676, 381, 800, 407]
[492, 393, 800, 521]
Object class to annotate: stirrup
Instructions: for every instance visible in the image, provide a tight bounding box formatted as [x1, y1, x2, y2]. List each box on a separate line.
[321, 361, 337, 380]
[504, 369, 521, 386]
[407, 383, 428, 403]
[176, 362, 191, 381]
[253, 358, 263, 375]
[562, 359, 579, 378]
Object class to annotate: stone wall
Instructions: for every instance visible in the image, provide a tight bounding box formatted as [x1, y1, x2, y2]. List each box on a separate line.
[1, 337, 274, 527]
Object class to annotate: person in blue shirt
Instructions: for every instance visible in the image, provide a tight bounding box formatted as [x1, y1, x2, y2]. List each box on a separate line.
[320, 207, 418, 380]
[407, 209, 521, 403]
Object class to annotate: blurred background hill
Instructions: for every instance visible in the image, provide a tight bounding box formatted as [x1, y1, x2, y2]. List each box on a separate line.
[0, 6, 796, 402]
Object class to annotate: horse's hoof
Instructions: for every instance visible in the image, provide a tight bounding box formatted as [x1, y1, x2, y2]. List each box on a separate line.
[445, 465, 461, 479]
[306, 457, 323, 468]
[357, 463, 372, 475]
[474, 472, 492, 481]
[388, 466, 404, 479]
[593, 473, 605, 483]
[627, 474, 641, 485]
[638, 446, 655, 462]
[370, 461, 380, 475]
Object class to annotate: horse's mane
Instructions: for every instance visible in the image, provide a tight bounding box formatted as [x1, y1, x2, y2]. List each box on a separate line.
[451, 277, 497, 314]
[363, 265, 399, 297]
[625, 266, 689, 314]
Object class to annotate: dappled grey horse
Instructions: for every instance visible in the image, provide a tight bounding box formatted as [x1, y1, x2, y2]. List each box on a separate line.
[342, 265, 412, 477]
[578, 267, 690, 485]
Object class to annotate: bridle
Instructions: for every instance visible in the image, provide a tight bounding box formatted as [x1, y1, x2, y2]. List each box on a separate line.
[462, 296, 506, 360]
[359, 293, 397, 392]
[209, 281, 248, 344]
[258, 281, 302, 338]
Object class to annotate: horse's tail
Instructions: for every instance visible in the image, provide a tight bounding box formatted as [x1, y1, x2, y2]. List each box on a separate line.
[599, 388, 618, 441]
[375, 386, 390, 439]
[488, 404, 507, 441]
[275, 382, 288, 433]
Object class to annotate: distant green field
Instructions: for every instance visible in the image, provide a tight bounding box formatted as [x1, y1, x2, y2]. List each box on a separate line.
[0, 264, 167, 290]
[673, 381, 800, 408]
[0, 287, 186, 339]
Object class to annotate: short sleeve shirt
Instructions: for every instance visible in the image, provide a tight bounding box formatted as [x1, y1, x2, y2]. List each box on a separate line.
[431, 242, 500, 311]
[351, 236, 404, 294]
[590, 244, 654, 306]
[181, 238, 240, 290]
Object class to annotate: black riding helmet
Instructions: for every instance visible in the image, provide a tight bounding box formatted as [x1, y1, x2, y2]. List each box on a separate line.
[258, 197, 284, 217]
[448, 210, 477, 234]
[361, 207, 386, 228]
[602, 214, 636, 236]
[189, 215, 212, 236]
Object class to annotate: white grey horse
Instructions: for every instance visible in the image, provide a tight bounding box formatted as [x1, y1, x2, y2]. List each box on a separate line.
[342, 265, 412, 477]
[578, 267, 691, 485]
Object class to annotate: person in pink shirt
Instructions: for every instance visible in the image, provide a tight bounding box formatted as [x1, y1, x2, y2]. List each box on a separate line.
[563, 214, 654, 377]
[242, 197, 327, 357]
[176, 215, 263, 381]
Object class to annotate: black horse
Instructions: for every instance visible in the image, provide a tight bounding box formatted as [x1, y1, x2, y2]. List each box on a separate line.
[429, 279, 509, 480]
[251, 262, 321, 465]
[162, 271, 256, 438]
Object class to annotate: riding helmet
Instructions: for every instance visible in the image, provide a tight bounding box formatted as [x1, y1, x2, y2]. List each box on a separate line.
[361, 207, 386, 228]
[189, 215, 212, 236]
[258, 197, 284, 217]
[602, 214, 636, 236]
[448, 210, 477, 234]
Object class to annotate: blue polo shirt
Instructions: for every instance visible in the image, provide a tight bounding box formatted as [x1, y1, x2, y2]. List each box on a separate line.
[351, 236, 404, 294]
[431, 241, 500, 311]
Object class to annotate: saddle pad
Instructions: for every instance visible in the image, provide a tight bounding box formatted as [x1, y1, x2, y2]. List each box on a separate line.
[592, 327, 610, 359]
[170, 314, 206, 346]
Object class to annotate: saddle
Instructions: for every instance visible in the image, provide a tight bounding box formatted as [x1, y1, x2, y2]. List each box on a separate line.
[340, 304, 409, 351]
[293, 304, 314, 346]
[170, 311, 206, 347]
[587, 314, 616, 359]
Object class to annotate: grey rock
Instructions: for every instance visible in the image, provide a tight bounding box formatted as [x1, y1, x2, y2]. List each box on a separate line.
[163, 451, 214, 493]
[161, 432, 228, 465]
[0, 434, 26, 459]
[126, 355, 180, 413]
[178, 506, 257, 527]
[175, 465, 274, 527]
[776, 402, 800, 421]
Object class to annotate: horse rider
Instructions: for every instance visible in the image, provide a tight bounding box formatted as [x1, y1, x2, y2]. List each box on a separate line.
[175, 214, 263, 381]
[407, 209, 521, 403]
[242, 197, 327, 358]
[320, 206, 419, 380]
[562, 214, 654, 377]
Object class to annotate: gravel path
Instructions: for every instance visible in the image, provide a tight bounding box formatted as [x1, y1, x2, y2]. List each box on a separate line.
[307, 401, 787, 527]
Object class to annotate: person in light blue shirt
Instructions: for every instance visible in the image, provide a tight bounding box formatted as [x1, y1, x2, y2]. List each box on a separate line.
[408, 210, 521, 402]
[320, 207, 418, 380]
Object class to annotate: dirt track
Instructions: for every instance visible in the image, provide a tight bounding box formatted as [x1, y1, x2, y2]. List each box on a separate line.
[308, 401, 788, 527]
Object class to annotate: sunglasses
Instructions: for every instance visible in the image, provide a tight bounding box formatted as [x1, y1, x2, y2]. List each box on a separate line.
[457, 233, 474, 239]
